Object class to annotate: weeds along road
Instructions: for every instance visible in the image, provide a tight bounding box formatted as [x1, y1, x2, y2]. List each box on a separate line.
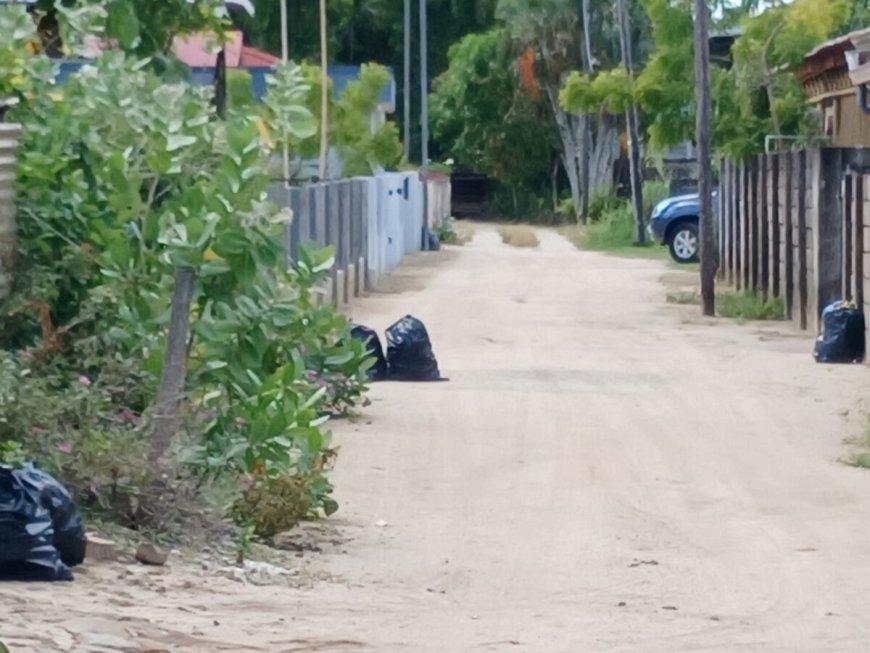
[5, 222, 870, 652]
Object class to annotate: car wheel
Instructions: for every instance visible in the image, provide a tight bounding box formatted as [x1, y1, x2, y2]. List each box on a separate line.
[668, 222, 699, 264]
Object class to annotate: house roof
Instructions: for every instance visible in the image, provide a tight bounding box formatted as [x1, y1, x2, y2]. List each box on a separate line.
[173, 31, 278, 68]
[797, 27, 870, 83]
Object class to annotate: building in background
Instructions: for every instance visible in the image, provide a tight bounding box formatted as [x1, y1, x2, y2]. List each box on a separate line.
[797, 27, 870, 148]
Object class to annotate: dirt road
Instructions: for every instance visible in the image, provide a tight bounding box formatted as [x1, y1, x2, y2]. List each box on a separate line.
[5, 223, 870, 652]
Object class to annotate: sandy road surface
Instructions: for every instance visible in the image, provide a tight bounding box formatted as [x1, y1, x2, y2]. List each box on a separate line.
[4, 223, 870, 653]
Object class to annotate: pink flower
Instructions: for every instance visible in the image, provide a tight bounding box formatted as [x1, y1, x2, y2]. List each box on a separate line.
[77, 375, 91, 387]
[56, 442, 73, 454]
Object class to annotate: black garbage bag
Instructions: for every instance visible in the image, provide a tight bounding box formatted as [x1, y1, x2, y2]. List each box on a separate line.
[0, 465, 73, 581]
[385, 315, 444, 381]
[351, 324, 388, 381]
[814, 301, 866, 364]
[426, 230, 441, 252]
[18, 465, 86, 566]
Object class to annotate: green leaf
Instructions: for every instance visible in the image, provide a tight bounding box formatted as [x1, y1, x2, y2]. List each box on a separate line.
[166, 134, 198, 152]
[106, 0, 141, 50]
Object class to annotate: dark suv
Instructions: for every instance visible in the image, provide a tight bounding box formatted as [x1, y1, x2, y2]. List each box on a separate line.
[648, 191, 717, 264]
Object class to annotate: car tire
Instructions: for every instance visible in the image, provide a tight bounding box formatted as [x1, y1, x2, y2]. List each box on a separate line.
[668, 221, 699, 264]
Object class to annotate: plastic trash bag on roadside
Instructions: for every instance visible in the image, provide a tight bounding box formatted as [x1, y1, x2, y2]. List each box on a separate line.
[0, 466, 72, 581]
[351, 324, 388, 381]
[0, 464, 85, 581]
[814, 301, 866, 364]
[385, 315, 444, 381]
[19, 465, 86, 567]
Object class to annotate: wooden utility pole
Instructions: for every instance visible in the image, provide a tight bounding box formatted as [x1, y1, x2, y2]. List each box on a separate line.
[616, 0, 645, 245]
[419, 0, 429, 168]
[318, 0, 329, 181]
[280, 0, 290, 185]
[694, 0, 715, 315]
[403, 0, 411, 158]
[580, 0, 593, 223]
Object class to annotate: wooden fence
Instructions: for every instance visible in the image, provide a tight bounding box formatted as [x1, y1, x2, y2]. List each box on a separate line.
[718, 148, 870, 332]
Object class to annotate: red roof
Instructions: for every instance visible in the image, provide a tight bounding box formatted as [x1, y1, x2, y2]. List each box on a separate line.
[174, 30, 279, 68]
[240, 45, 279, 67]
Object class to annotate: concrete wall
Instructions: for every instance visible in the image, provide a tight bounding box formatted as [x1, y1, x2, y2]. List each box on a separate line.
[719, 148, 870, 333]
[268, 171, 451, 306]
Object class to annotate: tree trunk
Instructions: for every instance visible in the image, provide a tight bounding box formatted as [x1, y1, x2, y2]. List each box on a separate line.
[694, 0, 716, 316]
[547, 87, 619, 218]
[579, 0, 594, 223]
[617, 0, 645, 245]
[148, 267, 196, 470]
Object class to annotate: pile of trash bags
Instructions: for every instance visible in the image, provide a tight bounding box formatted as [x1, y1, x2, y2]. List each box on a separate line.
[814, 300, 866, 364]
[351, 315, 445, 382]
[0, 464, 86, 581]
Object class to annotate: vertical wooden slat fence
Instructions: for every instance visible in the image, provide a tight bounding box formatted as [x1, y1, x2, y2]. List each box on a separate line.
[717, 147, 870, 338]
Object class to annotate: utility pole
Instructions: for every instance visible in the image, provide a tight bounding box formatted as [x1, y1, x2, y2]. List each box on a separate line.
[280, 0, 290, 186]
[419, 0, 428, 168]
[318, 0, 328, 181]
[403, 0, 411, 159]
[580, 0, 593, 223]
[694, 0, 715, 315]
[616, 0, 645, 245]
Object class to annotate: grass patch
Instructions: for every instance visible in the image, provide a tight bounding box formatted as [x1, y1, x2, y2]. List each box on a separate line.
[666, 291, 702, 305]
[717, 293, 784, 321]
[666, 290, 785, 321]
[844, 417, 870, 469]
[499, 225, 540, 248]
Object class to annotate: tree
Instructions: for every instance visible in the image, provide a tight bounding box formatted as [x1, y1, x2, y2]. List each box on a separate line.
[430, 29, 559, 214]
[497, 0, 622, 219]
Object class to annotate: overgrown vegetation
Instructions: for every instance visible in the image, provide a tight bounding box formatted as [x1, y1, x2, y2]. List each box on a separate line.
[0, 6, 372, 539]
[560, 180, 670, 255]
[667, 290, 785, 322]
[436, 217, 463, 245]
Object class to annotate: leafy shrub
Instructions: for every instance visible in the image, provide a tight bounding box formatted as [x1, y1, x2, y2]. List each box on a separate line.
[587, 192, 625, 222]
[1, 21, 372, 537]
[437, 217, 462, 245]
[643, 179, 671, 216]
[584, 201, 636, 250]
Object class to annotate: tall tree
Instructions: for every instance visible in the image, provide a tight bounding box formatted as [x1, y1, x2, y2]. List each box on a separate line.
[497, 0, 622, 219]
[430, 29, 559, 214]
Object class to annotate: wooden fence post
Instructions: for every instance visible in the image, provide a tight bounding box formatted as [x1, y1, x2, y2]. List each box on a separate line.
[784, 153, 794, 320]
[760, 155, 770, 300]
[844, 173, 854, 301]
[770, 153, 780, 298]
[856, 174, 865, 309]
[797, 151, 808, 330]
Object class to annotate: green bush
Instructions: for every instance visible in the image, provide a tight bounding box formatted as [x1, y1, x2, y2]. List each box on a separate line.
[437, 217, 462, 245]
[584, 201, 636, 250]
[227, 69, 256, 109]
[1, 29, 372, 535]
[643, 179, 671, 216]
